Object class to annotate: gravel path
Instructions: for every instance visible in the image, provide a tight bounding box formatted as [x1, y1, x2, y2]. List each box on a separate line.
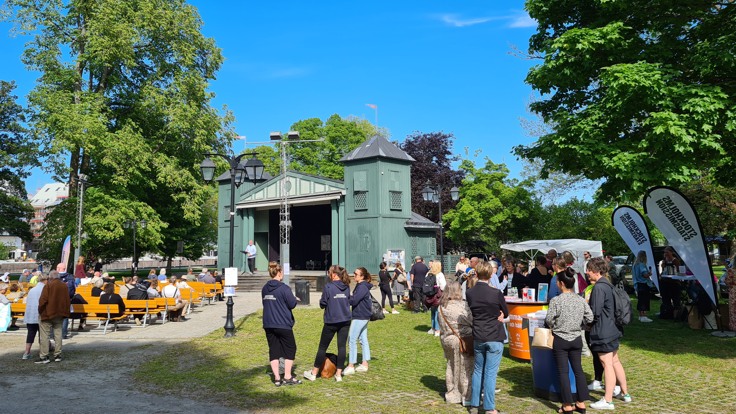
[0, 291, 323, 413]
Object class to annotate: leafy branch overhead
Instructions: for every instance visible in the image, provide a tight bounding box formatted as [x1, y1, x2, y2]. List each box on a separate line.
[517, 1, 736, 201]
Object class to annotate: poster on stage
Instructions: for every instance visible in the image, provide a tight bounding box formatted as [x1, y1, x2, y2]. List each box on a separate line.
[612, 206, 660, 291]
[643, 186, 716, 305]
[224, 267, 238, 286]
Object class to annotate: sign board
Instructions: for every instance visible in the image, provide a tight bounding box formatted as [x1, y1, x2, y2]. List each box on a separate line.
[321, 235, 331, 251]
[224, 267, 238, 286]
[382, 249, 405, 271]
[176, 240, 184, 254]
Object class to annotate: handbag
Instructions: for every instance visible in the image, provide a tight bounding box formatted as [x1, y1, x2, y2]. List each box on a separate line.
[320, 353, 337, 378]
[439, 306, 474, 355]
[370, 296, 385, 321]
[531, 327, 555, 350]
[396, 271, 406, 284]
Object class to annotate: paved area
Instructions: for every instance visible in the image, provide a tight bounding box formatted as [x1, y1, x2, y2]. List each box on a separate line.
[0, 290, 326, 413]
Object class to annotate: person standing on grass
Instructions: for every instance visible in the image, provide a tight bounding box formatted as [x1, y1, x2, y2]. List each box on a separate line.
[37, 270, 70, 364]
[632, 251, 654, 323]
[377, 262, 399, 314]
[437, 281, 473, 406]
[427, 260, 447, 337]
[465, 261, 508, 414]
[545, 267, 594, 414]
[392, 262, 407, 306]
[587, 257, 631, 410]
[409, 256, 430, 313]
[344, 267, 373, 376]
[304, 265, 351, 383]
[262, 261, 301, 386]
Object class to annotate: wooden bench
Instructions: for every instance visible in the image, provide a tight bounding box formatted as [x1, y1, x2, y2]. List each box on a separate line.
[154, 297, 183, 322]
[188, 282, 221, 305]
[68, 303, 127, 334]
[123, 299, 162, 327]
[10, 302, 26, 319]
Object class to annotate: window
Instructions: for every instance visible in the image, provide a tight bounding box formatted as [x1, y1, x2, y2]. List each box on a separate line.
[223, 205, 231, 221]
[389, 191, 402, 210]
[354, 191, 367, 210]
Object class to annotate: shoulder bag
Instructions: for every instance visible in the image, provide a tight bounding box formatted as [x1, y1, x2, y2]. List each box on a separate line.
[439, 306, 473, 355]
[531, 327, 555, 350]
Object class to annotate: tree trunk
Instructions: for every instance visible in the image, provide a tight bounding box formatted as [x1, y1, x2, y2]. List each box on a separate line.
[166, 256, 173, 276]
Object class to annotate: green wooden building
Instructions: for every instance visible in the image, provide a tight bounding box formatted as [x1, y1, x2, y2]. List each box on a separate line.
[215, 135, 439, 274]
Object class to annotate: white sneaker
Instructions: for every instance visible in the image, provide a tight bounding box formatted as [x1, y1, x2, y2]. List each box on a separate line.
[382, 309, 389, 314]
[590, 398, 614, 410]
[427, 328, 435, 335]
[391, 309, 400, 314]
[355, 364, 368, 373]
[639, 316, 653, 323]
[334, 375, 342, 382]
[613, 385, 621, 396]
[434, 331, 441, 337]
[303, 370, 316, 381]
[588, 380, 603, 391]
[614, 392, 632, 403]
[343, 366, 355, 375]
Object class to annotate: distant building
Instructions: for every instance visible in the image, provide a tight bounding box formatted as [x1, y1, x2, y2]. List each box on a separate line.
[30, 183, 69, 239]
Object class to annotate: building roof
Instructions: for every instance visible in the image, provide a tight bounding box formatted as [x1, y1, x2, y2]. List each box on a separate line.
[30, 183, 69, 207]
[404, 212, 440, 230]
[340, 135, 415, 163]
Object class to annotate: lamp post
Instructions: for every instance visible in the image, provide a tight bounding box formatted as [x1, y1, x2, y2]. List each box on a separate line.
[200, 151, 264, 338]
[421, 182, 459, 267]
[72, 174, 89, 268]
[123, 219, 147, 275]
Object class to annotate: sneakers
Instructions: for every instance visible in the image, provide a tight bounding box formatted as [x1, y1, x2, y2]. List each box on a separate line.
[35, 357, 50, 364]
[343, 366, 356, 375]
[391, 309, 400, 314]
[334, 375, 342, 382]
[282, 377, 302, 386]
[588, 380, 603, 391]
[434, 331, 441, 337]
[590, 398, 615, 410]
[382, 309, 389, 314]
[427, 328, 435, 335]
[639, 316, 653, 323]
[54, 354, 63, 362]
[21, 353, 32, 360]
[303, 370, 317, 381]
[614, 385, 621, 396]
[355, 364, 368, 373]
[614, 392, 632, 403]
[135, 318, 142, 326]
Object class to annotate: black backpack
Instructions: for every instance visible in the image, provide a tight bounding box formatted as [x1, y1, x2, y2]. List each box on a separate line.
[422, 273, 438, 296]
[127, 283, 149, 300]
[611, 284, 633, 326]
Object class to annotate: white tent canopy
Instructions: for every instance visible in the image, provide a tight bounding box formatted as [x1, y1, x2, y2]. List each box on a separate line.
[500, 239, 603, 273]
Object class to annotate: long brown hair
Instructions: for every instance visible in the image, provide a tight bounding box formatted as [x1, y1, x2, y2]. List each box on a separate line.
[268, 261, 282, 279]
[329, 265, 350, 285]
[356, 267, 372, 283]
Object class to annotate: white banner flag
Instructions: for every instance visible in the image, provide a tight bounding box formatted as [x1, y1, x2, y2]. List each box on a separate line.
[611, 206, 659, 291]
[643, 186, 716, 305]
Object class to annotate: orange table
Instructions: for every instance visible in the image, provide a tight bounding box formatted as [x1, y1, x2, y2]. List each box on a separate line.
[507, 300, 548, 361]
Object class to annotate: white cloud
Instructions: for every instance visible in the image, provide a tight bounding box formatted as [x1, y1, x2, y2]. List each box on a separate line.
[439, 13, 498, 28]
[435, 12, 536, 29]
[507, 14, 537, 28]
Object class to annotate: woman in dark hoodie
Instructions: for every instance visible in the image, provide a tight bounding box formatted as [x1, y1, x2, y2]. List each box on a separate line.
[343, 267, 373, 375]
[262, 262, 301, 386]
[303, 265, 352, 382]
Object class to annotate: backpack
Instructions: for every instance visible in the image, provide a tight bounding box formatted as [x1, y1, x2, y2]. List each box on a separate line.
[127, 283, 149, 300]
[422, 273, 438, 296]
[611, 284, 633, 326]
[369, 296, 385, 321]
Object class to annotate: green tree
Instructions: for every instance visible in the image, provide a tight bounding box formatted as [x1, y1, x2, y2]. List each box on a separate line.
[444, 158, 542, 252]
[516, 1, 736, 201]
[4, 0, 232, 266]
[0, 80, 35, 242]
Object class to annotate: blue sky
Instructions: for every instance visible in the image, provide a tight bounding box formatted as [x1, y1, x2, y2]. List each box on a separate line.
[1, 1, 540, 196]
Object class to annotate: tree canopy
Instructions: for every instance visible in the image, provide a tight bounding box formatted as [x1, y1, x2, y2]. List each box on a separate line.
[0, 80, 35, 242]
[3, 0, 232, 267]
[516, 1, 736, 201]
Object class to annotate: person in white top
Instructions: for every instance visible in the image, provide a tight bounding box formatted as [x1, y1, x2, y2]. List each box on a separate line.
[242, 240, 257, 275]
[161, 275, 189, 321]
[22, 272, 48, 359]
[428, 260, 447, 337]
[455, 255, 468, 274]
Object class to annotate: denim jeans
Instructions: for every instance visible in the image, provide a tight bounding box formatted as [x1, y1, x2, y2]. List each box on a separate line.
[431, 306, 440, 331]
[471, 340, 504, 410]
[348, 319, 370, 364]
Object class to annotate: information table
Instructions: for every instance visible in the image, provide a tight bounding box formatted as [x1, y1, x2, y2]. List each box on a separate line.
[506, 299, 548, 361]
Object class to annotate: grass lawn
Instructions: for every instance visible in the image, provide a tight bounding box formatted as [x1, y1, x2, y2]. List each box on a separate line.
[134, 298, 736, 414]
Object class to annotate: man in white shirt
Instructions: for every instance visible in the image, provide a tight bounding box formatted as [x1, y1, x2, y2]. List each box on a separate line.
[243, 240, 257, 275]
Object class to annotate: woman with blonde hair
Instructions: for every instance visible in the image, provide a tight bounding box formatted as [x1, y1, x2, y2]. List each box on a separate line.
[74, 255, 86, 286]
[427, 260, 447, 337]
[262, 261, 301, 386]
[438, 281, 473, 405]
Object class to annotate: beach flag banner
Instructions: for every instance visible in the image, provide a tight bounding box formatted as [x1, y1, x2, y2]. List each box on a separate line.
[61, 235, 72, 268]
[611, 206, 660, 291]
[643, 186, 717, 305]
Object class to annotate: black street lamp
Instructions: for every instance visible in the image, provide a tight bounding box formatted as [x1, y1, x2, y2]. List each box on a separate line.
[201, 151, 264, 337]
[123, 219, 147, 275]
[421, 182, 459, 267]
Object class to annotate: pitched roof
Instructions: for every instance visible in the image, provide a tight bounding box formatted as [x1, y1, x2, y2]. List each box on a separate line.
[340, 135, 415, 163]
[404, 212, 440, 230]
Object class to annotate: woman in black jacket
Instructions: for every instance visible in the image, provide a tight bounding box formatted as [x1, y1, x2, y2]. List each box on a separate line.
[262, 261, 301, 386]
[377, 262, 398, 314]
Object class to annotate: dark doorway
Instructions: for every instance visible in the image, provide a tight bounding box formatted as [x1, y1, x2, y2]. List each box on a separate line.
[268, 204, 332, 270]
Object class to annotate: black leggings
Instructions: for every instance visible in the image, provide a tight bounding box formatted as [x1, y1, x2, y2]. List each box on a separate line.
[584, 331, 603, 381]
[26, 323, 40, 344]
[380, 284, 394, 308]
[313, 321, 350, 370]
[552, 334, 589, 404]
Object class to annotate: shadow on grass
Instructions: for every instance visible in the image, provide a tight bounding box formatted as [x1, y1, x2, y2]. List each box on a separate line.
[414, 324, 432, 332]
[498, 365, 558, 411]
[420, 374, 446, 397]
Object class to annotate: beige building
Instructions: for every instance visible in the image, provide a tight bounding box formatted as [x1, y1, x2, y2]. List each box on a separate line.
[29, 183, 69, 239]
